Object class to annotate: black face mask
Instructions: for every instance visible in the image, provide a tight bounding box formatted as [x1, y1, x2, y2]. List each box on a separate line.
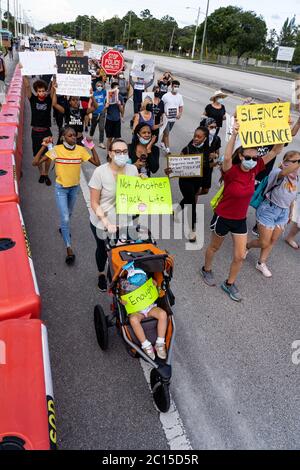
[154, 92, 160, 98]
[146, 104, 153, 112]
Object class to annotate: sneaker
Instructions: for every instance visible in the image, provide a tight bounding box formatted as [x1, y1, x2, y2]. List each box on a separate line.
[252, 225, 259, 237]
[142, 344, 155, 360]
[165, 147, 171, 155]
[98, 274, 108, 292]
[38, 175, 45, 184]
[188, 231, 197, 243]
[155, 342, 167, 360]
[44, 176, 52, 186]
[201, 267, 216, 287]
[99, 143, 106, 149]
[256, 262, 272, 278]
[221, 282, 242, 302]
[159, 142, 166, 150]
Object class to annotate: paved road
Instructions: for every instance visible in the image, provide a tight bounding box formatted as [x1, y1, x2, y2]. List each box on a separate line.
[20, 53, 300, 449]
[125, 50, 297, 104]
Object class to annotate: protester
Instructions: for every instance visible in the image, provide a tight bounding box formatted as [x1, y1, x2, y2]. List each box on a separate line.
[132, 98, 155, 131]
[32, 127, 100, 265]
[52, 88, 98, 145]
[160, 80, 184, 154]
[152, 85, 165, 143]
[202, 90, 227, 136]
[201, 120, 284, 302]
[120, 264, 167, 360]
[170, 127, 211, 242]
[117, 72, 130, 104]
[246, 151, 300, 277]
[89, 139, 139, 291]
[105, 81, 124, 152]
[285, 188, 300, 249]
[24, 76, 53, 185]
[89, 80, 107, 149]
[157, 72, 173, 98]
[129, 74, 154, 128]
[129, 123, 159, 177]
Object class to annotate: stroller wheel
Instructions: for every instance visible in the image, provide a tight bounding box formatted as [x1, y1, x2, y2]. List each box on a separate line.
[150, 369, 171, 413]
[94, 305, 108, 350]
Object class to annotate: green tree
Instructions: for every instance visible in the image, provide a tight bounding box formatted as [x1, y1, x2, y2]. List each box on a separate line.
[278, 16, 297, 47]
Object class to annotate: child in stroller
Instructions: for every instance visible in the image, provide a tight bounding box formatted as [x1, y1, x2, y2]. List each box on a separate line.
[119, 262, 168, 360]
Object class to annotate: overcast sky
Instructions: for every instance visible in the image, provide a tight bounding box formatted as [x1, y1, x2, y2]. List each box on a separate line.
[18, 0, 300, 33]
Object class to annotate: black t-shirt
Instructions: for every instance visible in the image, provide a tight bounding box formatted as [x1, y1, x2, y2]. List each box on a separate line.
[158, 80, 170, 98]
[256, 145, 276, 182]
[209, 135, 221, 154]
[128, 143, 160, 177]
[30, 95, 52, 128]
[64, 104, 87, 135]
[205, 104, 226, 128]
[153, 100, 165, 125]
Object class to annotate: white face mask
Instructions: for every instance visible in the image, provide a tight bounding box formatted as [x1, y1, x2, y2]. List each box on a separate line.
[172, 87, 179, 94]
[114, 154, 129, 167]
[209, 129, 217, 136]
[217, 98, 224, 105]
[97, 86, 103, 91]
[63, 141, 76, 150]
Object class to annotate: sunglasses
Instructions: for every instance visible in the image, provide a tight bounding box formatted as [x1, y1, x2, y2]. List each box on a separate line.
[286, 159, 300, 164]
[243, 156, 258, 161]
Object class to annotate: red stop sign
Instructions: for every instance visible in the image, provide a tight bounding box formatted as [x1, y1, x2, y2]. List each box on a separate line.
[101, 50, 124, 76]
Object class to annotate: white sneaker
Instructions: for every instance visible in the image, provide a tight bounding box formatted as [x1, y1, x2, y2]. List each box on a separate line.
[99, 143, 106, 149]
[188, 231, 197, 242]
[256, 262, 272, 278]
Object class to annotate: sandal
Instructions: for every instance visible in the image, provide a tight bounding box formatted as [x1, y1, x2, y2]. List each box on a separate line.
[285, 239, 299, 250]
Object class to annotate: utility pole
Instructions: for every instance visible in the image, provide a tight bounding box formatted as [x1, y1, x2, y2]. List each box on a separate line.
[169, 25, 175, 55]
[200, 0, 210, 63]
[191, 7, 200, 60]
[0, 0, 3, 47]
[89, 16, 92, 42]
[7, 0, 9, 32]
[127, 11, 132, 50]
[13, 0, 17, 37]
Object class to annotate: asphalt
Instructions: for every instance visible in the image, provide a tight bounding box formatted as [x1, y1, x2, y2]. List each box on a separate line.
[19, 55, 300, 450]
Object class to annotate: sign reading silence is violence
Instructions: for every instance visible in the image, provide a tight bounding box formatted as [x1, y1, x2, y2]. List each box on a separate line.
[116, 176, 173, 215]
[56, 56, 91, 97]
[236, 102, 292, 148]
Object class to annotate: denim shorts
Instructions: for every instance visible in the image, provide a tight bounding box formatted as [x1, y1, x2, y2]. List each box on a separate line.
[256, 199, 289, 229]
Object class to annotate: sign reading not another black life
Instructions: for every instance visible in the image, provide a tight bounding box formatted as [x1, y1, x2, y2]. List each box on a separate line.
[56, 57, 89, 75]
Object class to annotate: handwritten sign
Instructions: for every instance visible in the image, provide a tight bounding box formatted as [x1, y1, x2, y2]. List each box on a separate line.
[167, 154, 203, 178]
[56, 74, 91, 97]
[116, 176, 173, 215]
[19, 51, 57, 76]
[236, 102, 292, 148]
[131, 57, 155, 82]
[121, 278, 159, 315]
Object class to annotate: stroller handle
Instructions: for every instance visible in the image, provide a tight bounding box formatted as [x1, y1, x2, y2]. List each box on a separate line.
[105, 225, 155, 251]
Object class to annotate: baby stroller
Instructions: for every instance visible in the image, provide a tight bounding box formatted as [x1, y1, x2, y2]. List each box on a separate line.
[93, 226, 176, 413]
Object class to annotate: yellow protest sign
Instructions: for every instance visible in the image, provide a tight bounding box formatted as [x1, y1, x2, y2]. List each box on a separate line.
[121, 278, 159, 315]
[236, 102, 292, 148]
[116, 176, 173, 215]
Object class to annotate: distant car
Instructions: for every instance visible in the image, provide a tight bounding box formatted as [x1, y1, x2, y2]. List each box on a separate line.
[292, 65, 300, 73]
[113, 44, 125, 53]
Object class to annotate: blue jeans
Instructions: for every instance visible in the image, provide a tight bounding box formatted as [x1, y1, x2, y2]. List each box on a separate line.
[55, 183, 80, 248]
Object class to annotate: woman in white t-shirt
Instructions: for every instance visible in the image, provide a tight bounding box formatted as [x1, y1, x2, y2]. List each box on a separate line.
[89, 139, 138, 291]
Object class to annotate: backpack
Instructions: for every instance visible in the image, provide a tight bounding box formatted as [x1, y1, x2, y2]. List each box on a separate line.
[250, 175, 281, 209]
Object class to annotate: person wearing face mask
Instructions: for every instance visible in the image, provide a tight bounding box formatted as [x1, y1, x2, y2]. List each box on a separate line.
[23, 77, 54, 185]
[201, 120, 284, 302]
[132, 98, 156, 131]
[157, 72, 173, 99]
[246, 151, 300, 277]
[129, 73, 154, 128]
[117, 72, 130, 104]
[129, 123, 159, 177]
[104, 82, 125, 152]
[90, 80, 107, 149]
[32, 127, 100, 265]
[152, 85, 165, 144]
[161, 80, 184, 154]
[203, 90, 227, 137]
[89, 139, 139, 291]
[170, 127, 210, 242]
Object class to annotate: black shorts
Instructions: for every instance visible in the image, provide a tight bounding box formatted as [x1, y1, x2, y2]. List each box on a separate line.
[133, 101, 142, 114]
[31, 128, 52, 157]
[210, 214, 247, 237]
[105, 119, 121, 139]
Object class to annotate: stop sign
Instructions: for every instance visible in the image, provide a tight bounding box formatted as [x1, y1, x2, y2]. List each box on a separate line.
[101, 50, 124, 76]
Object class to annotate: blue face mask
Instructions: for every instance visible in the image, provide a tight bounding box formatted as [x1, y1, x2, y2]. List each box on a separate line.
[242, 159, 257, 170]
[138, 136, 151, 145]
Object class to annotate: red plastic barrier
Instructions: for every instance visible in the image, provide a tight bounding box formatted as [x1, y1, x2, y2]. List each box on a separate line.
[0, 319, 56, 450]
[0, 126, 21, 180]
[0, 154, 19, 203]
[0, 203, 41, 321]
[5, 94, 24, 129]
[0, 106, 23, 152]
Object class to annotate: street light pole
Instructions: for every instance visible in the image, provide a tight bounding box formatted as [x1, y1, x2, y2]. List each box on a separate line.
[127, 11, 132, 50]
[192, 7, 200, 60]
[200, 0, 210, 63]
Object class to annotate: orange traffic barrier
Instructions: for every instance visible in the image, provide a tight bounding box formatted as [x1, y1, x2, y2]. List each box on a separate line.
[0, 203, 41, 321]
[0, 154, 19, 203]
[0, 126, 21, 181]
[0, 106, 23, 152]
[0, 319, 56, 450]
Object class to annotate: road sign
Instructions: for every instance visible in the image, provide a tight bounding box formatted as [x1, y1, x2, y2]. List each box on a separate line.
[277, 46, 295, 62]
[101, 50, 124, 76]
[137, 39, 141, 45]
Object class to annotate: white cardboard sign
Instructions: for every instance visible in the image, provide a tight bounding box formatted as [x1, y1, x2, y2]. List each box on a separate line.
[167, 155, 203, 178]
[19, 51, 57, 76]
[56, 73, 91, 97]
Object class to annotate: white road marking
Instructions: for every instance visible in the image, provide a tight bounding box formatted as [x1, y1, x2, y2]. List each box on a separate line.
[182, 94, 199, 103]
[79, 168, 192, 451]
